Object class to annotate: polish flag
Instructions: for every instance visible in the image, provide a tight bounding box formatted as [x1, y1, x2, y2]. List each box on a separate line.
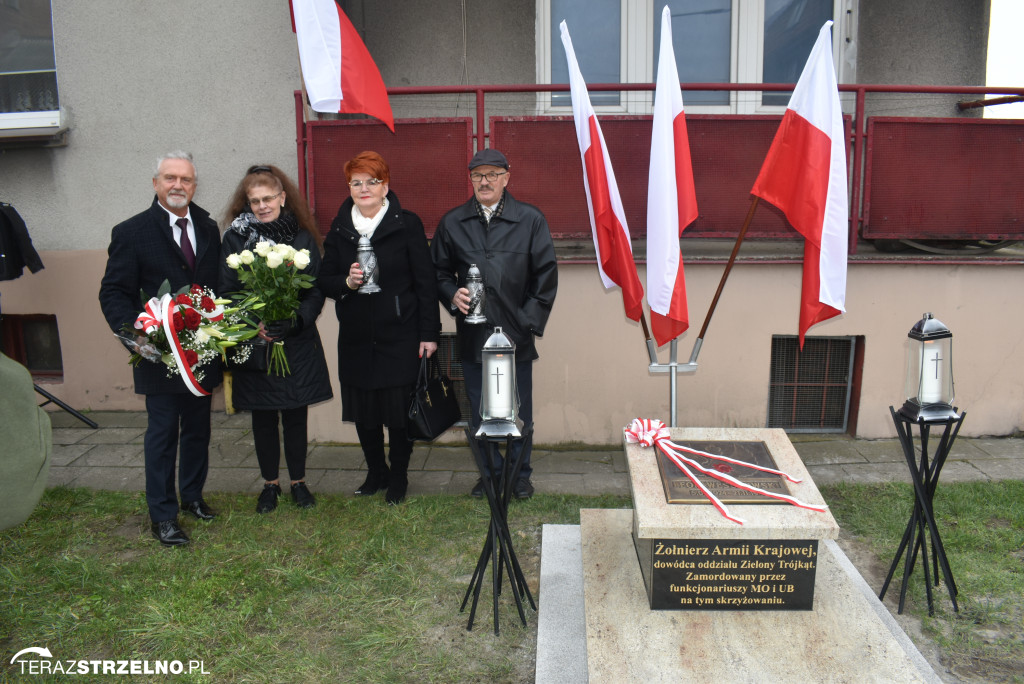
[647, 6, 698, 346]
[291, 0, 395, 132]
[560, 21, 644, 322]
[751, 21, 847, 347]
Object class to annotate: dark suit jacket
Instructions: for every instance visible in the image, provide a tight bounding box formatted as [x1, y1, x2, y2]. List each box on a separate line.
[99, 197, 223, 395]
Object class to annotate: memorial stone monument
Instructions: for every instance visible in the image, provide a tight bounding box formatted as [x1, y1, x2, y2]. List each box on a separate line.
[536, 425, 941, 683]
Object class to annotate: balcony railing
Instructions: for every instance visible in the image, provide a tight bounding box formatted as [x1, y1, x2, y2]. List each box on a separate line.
[295, 83, 1024, 255]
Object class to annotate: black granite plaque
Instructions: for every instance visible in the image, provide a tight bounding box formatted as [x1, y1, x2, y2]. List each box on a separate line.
[633, 535, 818, 610]
[656, 440, 791, 504]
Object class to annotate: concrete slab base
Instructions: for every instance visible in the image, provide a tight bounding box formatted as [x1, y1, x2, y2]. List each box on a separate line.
[577, 508, 941, 684]
[535, 524, 588, 684]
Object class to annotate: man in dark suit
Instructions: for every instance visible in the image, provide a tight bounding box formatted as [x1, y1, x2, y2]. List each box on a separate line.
[99, 151, 222, 546]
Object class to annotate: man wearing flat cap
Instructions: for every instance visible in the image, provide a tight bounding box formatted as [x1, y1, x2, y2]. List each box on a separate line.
[432, 149, 558, 499]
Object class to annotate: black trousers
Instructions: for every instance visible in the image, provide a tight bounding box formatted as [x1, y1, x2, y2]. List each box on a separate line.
[354, 422, 413, 469]
[252, 406, 308, 482]
[143, 393, 212, 522]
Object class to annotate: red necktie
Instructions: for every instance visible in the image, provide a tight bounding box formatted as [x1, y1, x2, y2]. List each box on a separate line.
[177, 218, 195, 270]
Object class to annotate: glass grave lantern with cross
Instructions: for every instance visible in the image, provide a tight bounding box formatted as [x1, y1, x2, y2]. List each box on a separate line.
[477, 327, 521, 439]
[899, 312, 958, 422]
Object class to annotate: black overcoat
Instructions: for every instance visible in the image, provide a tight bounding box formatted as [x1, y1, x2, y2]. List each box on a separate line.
[319, 191, 440, 390]
[99, 197, 223, 394]
[218, 227, 333, 410]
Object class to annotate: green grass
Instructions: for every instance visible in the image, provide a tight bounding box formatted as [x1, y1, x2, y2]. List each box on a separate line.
[3, 483, 1022, 682]
[820, 481, 1024, 681]
[1, 488, 629, 683]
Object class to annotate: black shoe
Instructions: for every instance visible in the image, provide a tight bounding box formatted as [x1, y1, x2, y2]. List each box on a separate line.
[513, 478, 535, 500]
[183, 499, 217, 521]
[151, 519, 190, 546]
[291, 481, 316, 509]
[256, 483, 281, 514]
[354, 471, 389, 496]
[470, 478, 485, 498]
[385, 481, 408, 506]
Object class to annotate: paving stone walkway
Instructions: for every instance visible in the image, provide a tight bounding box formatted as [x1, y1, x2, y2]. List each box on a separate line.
[46, 411, 1024, 500]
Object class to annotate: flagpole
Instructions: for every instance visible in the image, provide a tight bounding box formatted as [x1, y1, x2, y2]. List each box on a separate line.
[695, 195, 760, 345]
[645, 196, 760, 427]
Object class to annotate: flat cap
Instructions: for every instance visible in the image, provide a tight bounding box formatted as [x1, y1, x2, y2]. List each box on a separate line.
[468, 149, 509, 170]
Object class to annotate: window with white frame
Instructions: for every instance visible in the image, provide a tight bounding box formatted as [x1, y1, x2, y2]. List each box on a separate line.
[0, 0, 61, 131]
[539, 0, 856, 114]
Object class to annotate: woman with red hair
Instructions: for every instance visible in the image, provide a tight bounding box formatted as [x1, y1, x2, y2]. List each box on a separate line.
[318, 151, 440, 504]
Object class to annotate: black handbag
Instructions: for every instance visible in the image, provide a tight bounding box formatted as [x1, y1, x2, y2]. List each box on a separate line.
[408, 356, 462, 441]
[225, 338, 270, 372]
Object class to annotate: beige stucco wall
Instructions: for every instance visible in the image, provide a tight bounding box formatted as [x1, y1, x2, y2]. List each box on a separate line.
[4, 250, 1021, 444]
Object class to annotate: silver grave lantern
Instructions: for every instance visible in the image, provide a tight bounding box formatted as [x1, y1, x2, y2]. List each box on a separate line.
[465, 263, 487, 324]
[356, 235, 381, 294]
[899, 312, 957, 422]
[477, 327, 521, 439]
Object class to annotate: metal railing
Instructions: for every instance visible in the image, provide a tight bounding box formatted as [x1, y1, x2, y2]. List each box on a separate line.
[296, 83, 1024, 255]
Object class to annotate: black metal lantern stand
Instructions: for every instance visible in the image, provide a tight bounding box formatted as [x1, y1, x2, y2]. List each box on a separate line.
[460, 328, 536, 634]
[880, 313, 965, 616]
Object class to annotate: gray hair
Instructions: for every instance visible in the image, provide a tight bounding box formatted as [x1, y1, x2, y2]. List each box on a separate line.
[153, 150, 197, 180]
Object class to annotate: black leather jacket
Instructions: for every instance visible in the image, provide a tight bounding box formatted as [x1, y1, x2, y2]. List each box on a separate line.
[432, 192, 557, 363]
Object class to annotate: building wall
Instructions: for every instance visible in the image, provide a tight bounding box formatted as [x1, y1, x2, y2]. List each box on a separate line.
[3, 251, 1021, 443]
[858, 0, 990, 116]
[0, 0, 303, 253]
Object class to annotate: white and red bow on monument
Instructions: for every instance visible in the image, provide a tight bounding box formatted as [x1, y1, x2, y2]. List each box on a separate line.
[624, 418, 828, 525]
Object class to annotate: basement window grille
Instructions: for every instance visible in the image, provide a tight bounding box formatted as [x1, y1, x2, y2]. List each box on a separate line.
[436, 332, 470, 424]
[768, 335, 855, 433]
[0, 313, 63, 378]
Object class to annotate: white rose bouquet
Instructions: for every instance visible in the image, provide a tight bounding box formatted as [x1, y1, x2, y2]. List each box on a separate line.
[224, 241, 315, 376]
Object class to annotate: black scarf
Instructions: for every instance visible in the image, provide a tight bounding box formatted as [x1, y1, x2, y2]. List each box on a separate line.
[474, 192, 506, 226]
[229, 209, 301, 249]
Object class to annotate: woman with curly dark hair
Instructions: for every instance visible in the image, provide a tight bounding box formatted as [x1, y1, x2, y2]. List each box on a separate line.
[220, 164, 332, 513]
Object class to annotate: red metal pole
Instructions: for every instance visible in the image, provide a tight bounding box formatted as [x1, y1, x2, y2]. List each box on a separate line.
[476, 87, 486, 153]
[848, 86, 867, 256]
[294, 90, 307, 198]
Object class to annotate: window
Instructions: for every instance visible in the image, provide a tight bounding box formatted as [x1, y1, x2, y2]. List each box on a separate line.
[538, 0, 855, 114]
[0, 313, 63, 378]
[767, 335, 858, 433]
[0, 0, 62, 133]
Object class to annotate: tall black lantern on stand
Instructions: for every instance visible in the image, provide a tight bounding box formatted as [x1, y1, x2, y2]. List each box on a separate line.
[460, 327, 535, 634]
[881, 312, 966, 616]
[899, 313, 957, 422]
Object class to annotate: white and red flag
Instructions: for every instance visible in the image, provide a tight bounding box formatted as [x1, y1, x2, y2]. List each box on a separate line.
[751, 21, 847, 347]
[647, 5, 699, 346]
[560, 21, 644, 322]
[290, 0, 395, 131]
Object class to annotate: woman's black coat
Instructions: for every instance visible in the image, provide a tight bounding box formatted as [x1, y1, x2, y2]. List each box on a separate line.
[319, 191, 440, 390]
[218, 227, 333, 410]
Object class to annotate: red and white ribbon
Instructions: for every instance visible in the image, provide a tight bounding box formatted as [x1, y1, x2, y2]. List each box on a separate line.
[199, 301, 224, 322]
[134, 297, 164, 335]
[624, 418, 827, 525]
[159, 294, 209, 397]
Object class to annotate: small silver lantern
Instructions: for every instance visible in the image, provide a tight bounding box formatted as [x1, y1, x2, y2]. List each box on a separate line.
[477, 327, 521, 439]
[899, 312, 957, 422]
[355, 235, 381, 294]
[465, 263, 487, 324]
